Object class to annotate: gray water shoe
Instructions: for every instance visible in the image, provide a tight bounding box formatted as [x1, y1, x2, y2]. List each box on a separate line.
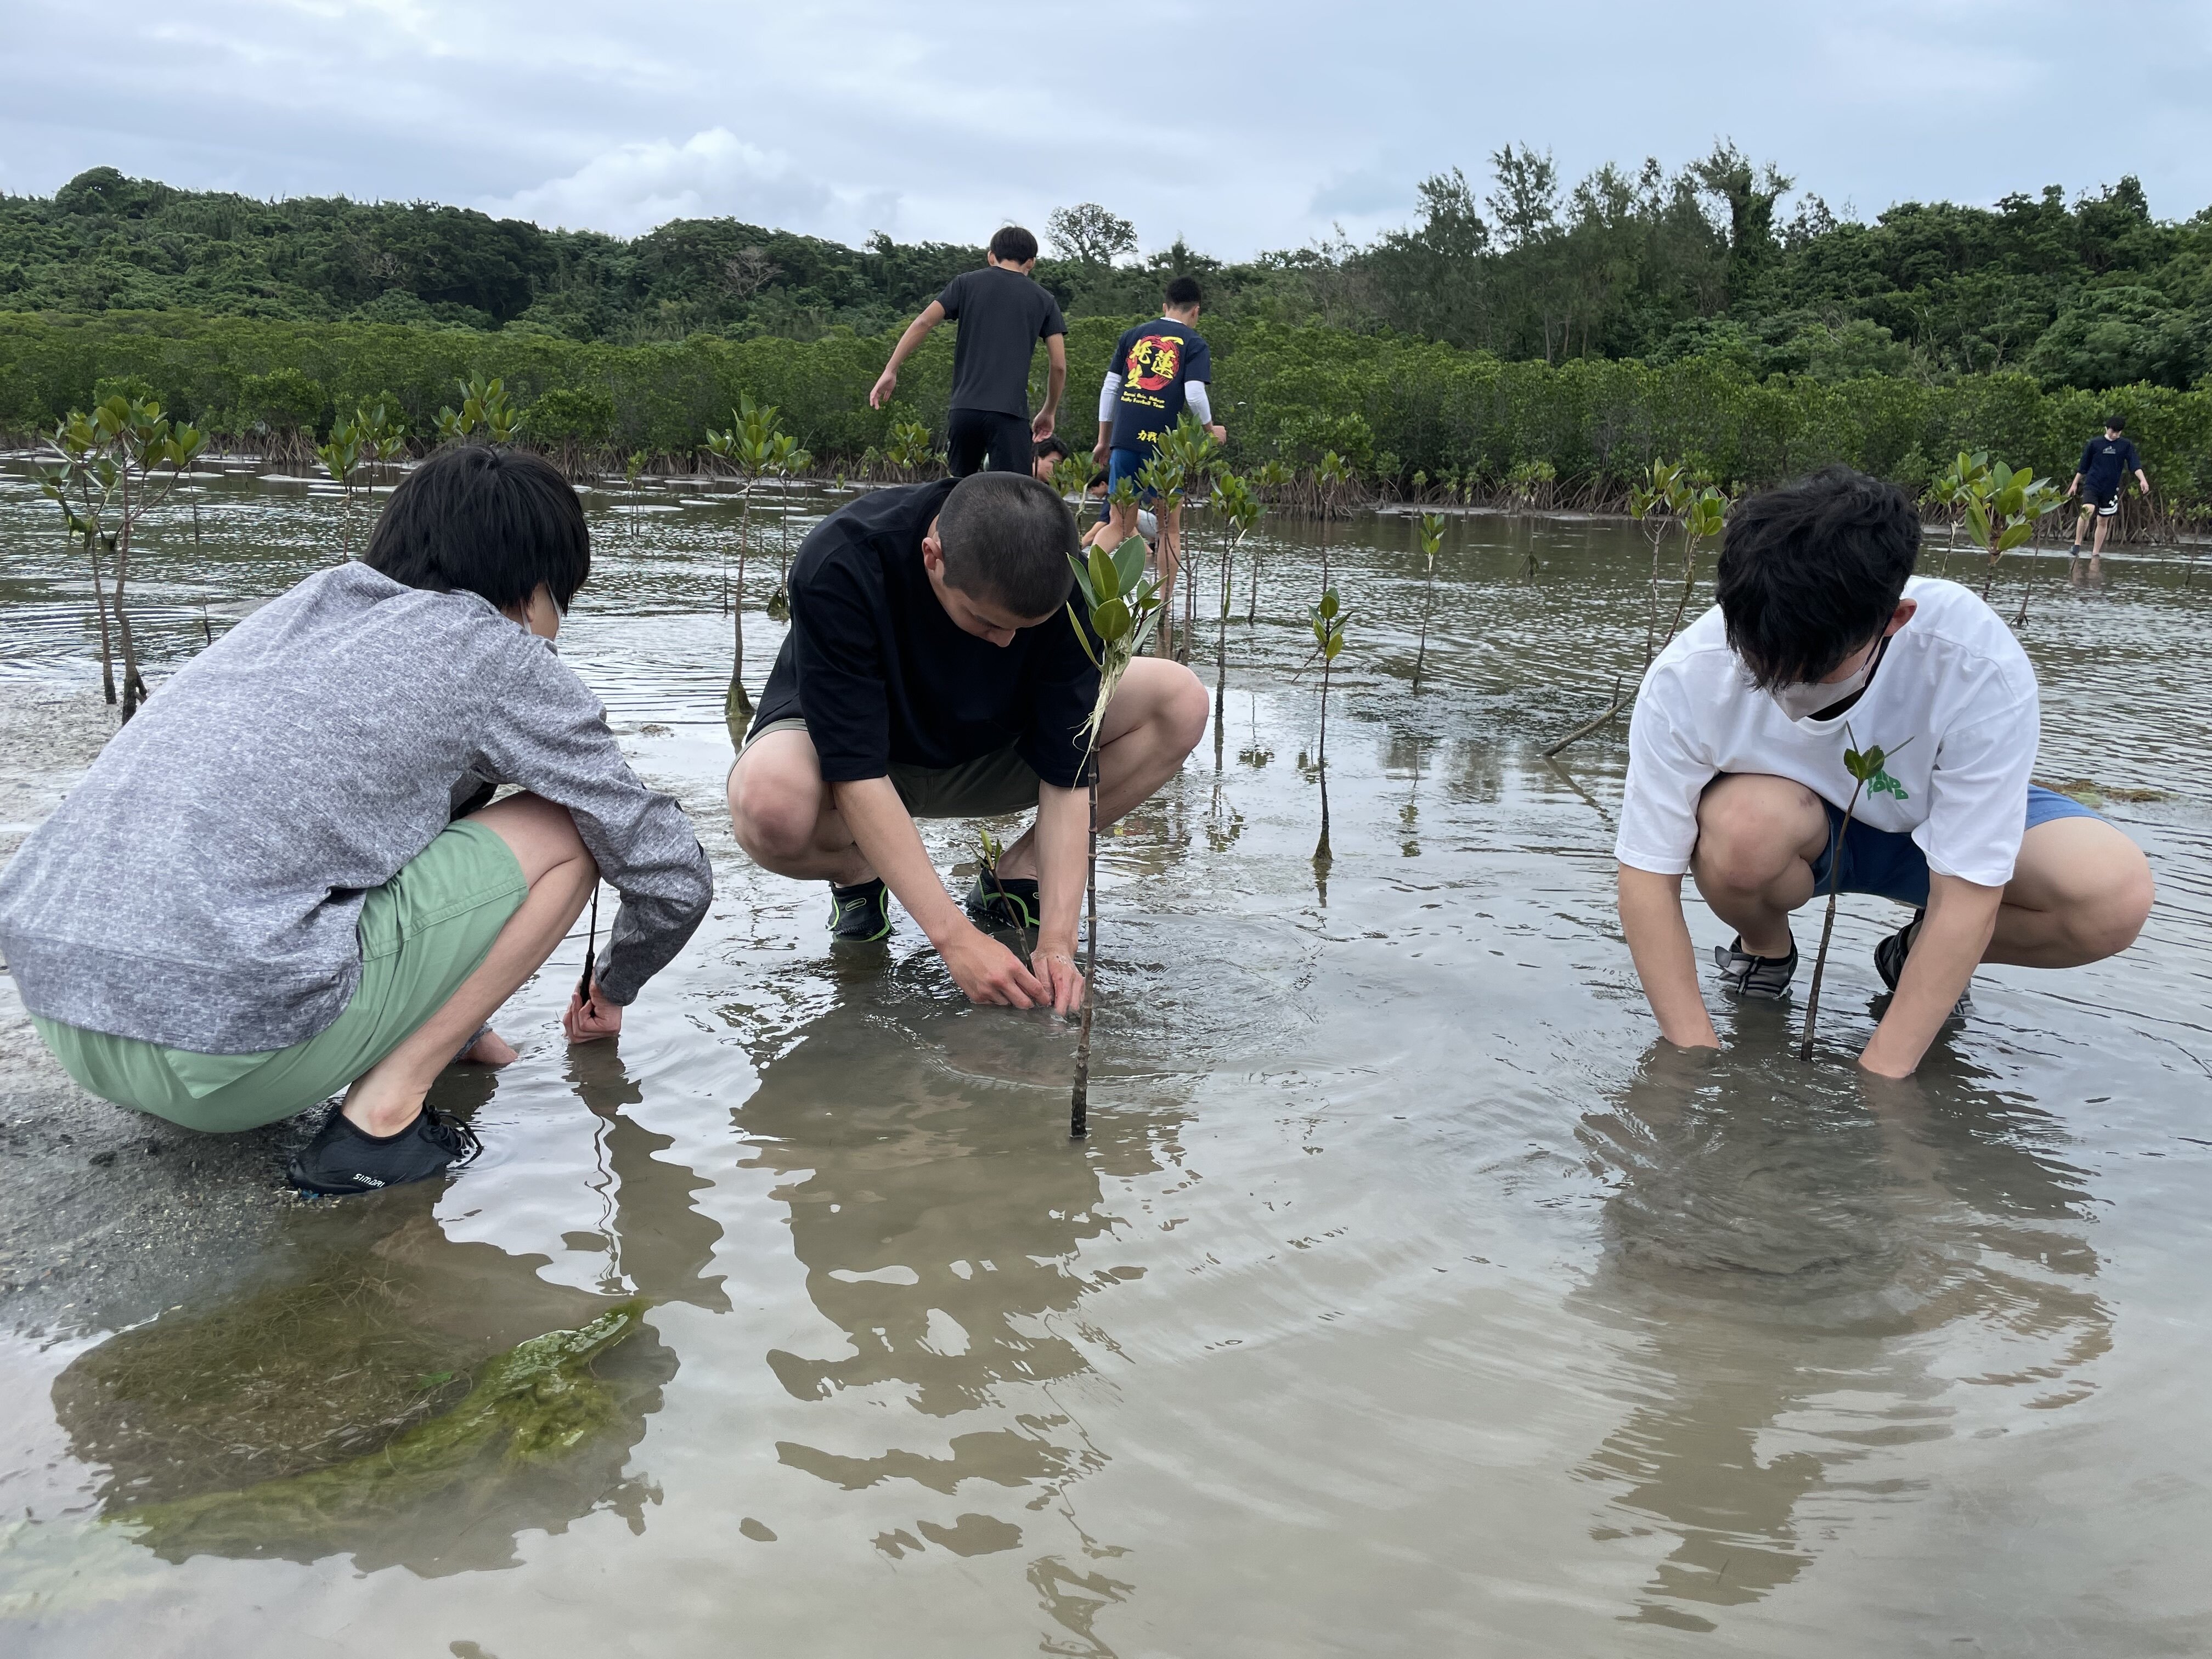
[1712, 936, 1798, 998]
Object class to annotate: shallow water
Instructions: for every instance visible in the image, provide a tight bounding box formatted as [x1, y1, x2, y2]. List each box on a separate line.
[2, 470, 2210, 1655]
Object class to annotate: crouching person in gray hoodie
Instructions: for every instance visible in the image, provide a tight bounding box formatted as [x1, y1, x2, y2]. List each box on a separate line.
[0, 444, 713, 1195]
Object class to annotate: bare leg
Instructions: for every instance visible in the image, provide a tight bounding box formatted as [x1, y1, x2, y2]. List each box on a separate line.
[726, 729, 870, 884]
[995, 658, 1209, 881]
[2090, 511, 2112, 568]
[1689, 774, 1831, 958]
[341, 793, 596, 1136]
[1983, 815, 2152, 967]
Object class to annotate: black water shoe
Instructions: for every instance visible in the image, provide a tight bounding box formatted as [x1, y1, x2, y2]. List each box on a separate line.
[827, 878, 891, 943]
[966, 867, 1040, 930]
[1874, 910, 1973, 1015]
[288, 1104, 483, 1196]
[1712, 936, 1797, 999]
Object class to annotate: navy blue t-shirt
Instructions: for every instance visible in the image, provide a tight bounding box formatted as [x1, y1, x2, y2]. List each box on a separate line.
[2079, 435, 2141, 498]
[1105, 319, 1212, 456]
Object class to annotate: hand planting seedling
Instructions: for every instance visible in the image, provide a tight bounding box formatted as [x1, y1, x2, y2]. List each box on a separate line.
[41, 394, 207, 719]
[1308, 586, 1348, 866]
[1412, 511, 1445, 694]
[1799, 726, 1914, 1062]
[1063, 534, 1164, 1138]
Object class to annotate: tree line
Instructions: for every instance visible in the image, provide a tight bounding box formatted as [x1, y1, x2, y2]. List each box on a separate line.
[6, 146, 2210, 393]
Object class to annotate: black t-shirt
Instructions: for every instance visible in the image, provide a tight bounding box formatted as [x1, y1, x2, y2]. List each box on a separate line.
[2079, 435, 2141, 496]
[1106, 318, 1213, 455]
[937, 267, 1066, 418]
[754, 481, 1101, 788]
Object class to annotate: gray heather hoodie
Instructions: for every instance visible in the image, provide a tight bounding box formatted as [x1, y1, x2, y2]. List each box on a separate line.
[0, 562, 713, 1054]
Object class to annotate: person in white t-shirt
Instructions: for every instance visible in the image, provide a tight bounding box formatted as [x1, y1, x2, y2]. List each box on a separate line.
[1615, 468, 2153, 1077]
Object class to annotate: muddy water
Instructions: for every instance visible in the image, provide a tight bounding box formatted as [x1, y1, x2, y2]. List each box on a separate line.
[2, 470, 2209, 1655]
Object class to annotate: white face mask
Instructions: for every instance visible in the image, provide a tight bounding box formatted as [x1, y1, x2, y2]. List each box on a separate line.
[1767, 636, 1888, 724]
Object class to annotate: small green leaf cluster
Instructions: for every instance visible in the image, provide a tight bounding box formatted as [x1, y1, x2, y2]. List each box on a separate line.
[1418, 510, 1446, 565]
[1959, 456, 2064, 555]
[1067, 535, 1161, 667]
[1309, 586, 1347, 663]
[435, 375, 521, 444]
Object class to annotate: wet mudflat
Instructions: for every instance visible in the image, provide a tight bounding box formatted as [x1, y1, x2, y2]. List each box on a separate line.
[1, 469, 2209, 1656]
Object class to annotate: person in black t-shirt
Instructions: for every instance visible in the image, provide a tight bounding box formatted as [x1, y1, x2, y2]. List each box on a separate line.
[1092, 275, 1226, 633]
[868, 227, 1068, 479]
[726, 473, 1207, 1013]
[2064, 415, 2151, 569]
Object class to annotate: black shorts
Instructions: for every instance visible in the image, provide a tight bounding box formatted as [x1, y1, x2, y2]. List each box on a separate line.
[2087, 487, 2120, 517]
[945, 408, 1034, 478]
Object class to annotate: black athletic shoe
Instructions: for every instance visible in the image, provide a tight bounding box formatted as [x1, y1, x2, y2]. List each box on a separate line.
[1712, 936, 1798, 998]
[1874, 909, 1973, 1014]
[287, 1103, 483, 1196]
[966, 867, 1040, 930]
[827, 878, 891, 943]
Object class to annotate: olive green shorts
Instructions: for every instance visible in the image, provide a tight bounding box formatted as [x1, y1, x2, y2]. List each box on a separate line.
[744, 715, 1042, 818]
[31, 817, 529, 1135]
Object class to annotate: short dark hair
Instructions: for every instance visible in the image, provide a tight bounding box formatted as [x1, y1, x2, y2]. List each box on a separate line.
[1716, 467, 1920, 689]
[1034, 435, 1071, 462]
[2104, 414, 2126, 432]
[936, 472, 1078, 618]
[990, 225, 1039, 264]
[1164, 275, 1203, 309]
[363, 444, 590, 613]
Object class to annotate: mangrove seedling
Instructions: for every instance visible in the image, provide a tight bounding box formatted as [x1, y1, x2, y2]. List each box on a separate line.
[1246, 459, 1293, 621]
[1308, 586, 1347, 866]
[1210, 470, 1263, 745]
[1799, 729, 1913, 1062]
[622, 449, 648, 539]
[883, 416, 939, 480]
[764, 428, 813, 622]
[1135, 449, 1190, 658]
[41, 395, 207, 719]
[1064, 534, 1164, 1139]
[704, 396, 787, 732]
[315, 416, 365, 560]
[1961, 460, 2064, 601]
[434, 376, 522, 446]
[1929, 451, 1989, 575]
[1412, 511, 1445, 694]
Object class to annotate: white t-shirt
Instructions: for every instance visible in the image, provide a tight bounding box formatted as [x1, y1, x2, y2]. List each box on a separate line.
[1615, 577, 2040, 889]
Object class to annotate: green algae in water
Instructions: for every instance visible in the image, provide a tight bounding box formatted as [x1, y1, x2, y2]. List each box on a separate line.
[109, 1300, 648, 1558]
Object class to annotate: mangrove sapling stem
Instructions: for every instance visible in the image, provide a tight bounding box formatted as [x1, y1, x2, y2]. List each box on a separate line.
[1412, 512, 1444, 695]
[1797, 778, 1864, 1064]
[1541, 694, 1630, 759]
[88, 529, 116, 705]
[1313, 654, 1333, 865]
[1071, 758, 1098, 1141]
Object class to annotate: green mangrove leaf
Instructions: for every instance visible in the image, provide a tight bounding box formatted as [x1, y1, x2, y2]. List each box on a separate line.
[1110, 535, 1146, 596]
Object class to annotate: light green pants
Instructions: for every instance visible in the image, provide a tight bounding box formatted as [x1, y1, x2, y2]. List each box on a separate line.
[32, 818, 528, 1133]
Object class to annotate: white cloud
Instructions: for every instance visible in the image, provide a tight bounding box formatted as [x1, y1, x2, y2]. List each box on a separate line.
[486, 129, 848, 238]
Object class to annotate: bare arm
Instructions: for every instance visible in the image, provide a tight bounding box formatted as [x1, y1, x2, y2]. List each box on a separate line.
[1033, 334, 1068, 441]
[830, 776, 1048, 1007]
[2137, 467, 2152, 496]
[1618, 864, 1721, 1049]
[1858, 871, 1997, 1077]
[1029, 778, 1090, 1014]
[870, 301, 947, 410]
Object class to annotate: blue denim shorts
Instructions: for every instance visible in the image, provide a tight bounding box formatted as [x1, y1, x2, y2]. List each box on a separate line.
[1810, 785, 2101, 906]
[1106, 444, 1157, 505]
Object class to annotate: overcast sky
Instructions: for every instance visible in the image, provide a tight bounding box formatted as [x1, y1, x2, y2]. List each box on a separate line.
[5, 0, 2210, 255]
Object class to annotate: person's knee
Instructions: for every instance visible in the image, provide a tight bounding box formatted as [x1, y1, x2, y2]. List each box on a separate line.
[1156, 665, 1209, 755]
[2067, 849, 2154, 961]
[729, 774, 821, 867]
[1694, 783, 1813, 895]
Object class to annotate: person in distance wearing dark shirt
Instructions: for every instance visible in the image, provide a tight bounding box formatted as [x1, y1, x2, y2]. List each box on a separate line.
[869, 227, 1068, 479]
[2064, 415, 2151, 571]
[726, 472, 1207, 1013]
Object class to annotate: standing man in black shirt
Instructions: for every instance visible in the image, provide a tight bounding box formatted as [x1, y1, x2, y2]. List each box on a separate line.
[2065, 415, 2151, 570]
[726, 473, 1207, 1012]
[868, 227, 1068, 479]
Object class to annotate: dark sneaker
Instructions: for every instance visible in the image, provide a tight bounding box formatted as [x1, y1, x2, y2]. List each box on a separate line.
[288, 1104, 482, 1196]
[966, 867, 1040, 930]
[827, 878, 891, 943]
[1712, 936, 1797, 998]
[1874, 910, 1973, 1014]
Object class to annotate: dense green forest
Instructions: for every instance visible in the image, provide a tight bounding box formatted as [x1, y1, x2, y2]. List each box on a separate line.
[7, 149, 2209, 390]
[4, 153, 2210, 512]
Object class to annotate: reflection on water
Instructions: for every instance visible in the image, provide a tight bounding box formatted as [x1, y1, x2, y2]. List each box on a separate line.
[1575, 1045, 2111, 1630]
[3, 464, 2209, 1652]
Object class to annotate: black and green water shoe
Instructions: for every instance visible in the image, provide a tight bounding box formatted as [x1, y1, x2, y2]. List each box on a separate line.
[966, 867, 1040, 930]
[827, 877, 892, 942]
